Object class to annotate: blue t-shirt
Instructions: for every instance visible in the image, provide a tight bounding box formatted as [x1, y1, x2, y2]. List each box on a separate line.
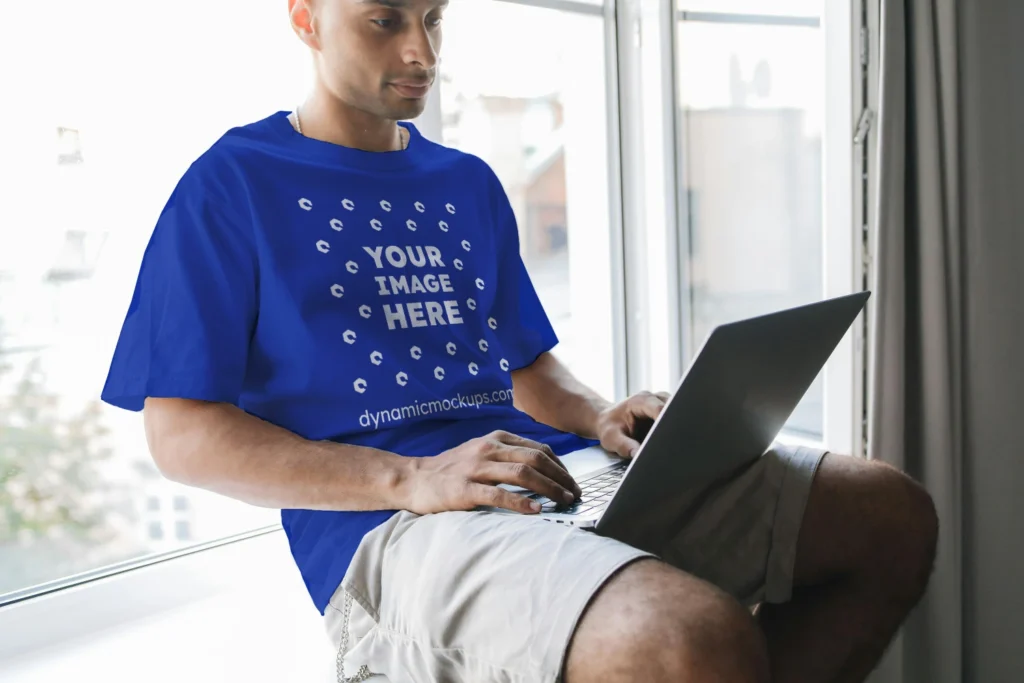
[101, 111, 598, 614]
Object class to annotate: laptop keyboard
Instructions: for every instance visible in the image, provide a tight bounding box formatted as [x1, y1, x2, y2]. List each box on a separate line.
[528, 461, 628, 515]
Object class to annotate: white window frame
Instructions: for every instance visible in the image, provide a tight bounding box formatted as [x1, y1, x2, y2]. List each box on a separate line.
[821, 0, 862, 457]
[617, 0, 870, 456]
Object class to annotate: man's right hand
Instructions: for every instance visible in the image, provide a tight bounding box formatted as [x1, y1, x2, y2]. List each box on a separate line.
[402, 430, 583, 515]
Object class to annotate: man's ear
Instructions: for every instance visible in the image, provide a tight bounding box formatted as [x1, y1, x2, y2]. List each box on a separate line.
[288, 0, 320, 50]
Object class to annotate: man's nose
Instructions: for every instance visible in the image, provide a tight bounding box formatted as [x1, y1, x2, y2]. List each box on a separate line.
[401, 24, 439, 71]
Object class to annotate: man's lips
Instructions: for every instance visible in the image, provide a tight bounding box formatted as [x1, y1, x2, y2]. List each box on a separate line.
[390, 82, 433, 99]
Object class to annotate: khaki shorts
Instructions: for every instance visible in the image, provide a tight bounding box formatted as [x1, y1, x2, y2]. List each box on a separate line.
[324, 444, 826, 683]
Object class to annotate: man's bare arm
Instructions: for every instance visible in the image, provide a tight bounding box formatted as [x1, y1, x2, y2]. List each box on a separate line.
[511, 352, 613, 440]
[512, 352, 671, 459]
[144, 398, 415, 511]
[143, 397, 581, 513]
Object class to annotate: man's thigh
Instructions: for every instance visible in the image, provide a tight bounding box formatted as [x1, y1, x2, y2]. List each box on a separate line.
[325, 509, 652, 683]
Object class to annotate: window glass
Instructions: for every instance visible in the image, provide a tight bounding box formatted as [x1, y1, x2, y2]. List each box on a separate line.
[442, 0, 617, 400]
[676, 4, 827, 438]
[0, 0, 308, 599]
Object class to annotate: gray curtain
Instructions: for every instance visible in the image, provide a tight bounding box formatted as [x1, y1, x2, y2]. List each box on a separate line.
[869, 1, 1024, 682]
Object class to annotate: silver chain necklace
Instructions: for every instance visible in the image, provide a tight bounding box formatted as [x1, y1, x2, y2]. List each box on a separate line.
[292, 107, 408, 150]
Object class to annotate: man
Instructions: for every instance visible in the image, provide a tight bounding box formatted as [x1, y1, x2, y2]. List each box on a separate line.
[101, 1, 938, 681]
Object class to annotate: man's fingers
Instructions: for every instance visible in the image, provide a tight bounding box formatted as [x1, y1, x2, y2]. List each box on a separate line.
[655, 391, 671, 403]
[638, 393, 667, 420]
[478, 461, 575, 504]
[606, 431, 641, 459]
[485, 431, 580, 495]
[495, 446, 580, 497]
[491, 431, 571, 474]
[468, 483, 539, 514]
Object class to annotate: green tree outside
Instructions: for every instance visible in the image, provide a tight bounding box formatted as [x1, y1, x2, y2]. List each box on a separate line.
[0, 319, 140, 596]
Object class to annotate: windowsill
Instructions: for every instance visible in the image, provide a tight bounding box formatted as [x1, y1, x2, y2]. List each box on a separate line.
[0, 529, 334, 682]
[0, 524, 281, 610]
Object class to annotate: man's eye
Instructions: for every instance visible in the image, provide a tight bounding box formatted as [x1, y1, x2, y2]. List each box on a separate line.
[371, 18, 396, 29]
[428, 16, 444, 28]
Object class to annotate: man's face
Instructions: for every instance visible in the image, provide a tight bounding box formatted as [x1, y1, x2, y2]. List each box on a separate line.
[294, 0, 447, 121]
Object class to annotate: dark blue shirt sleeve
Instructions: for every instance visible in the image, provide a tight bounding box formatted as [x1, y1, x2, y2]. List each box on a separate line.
[101, 166, 258, 412]
[489, 173, 560, 372]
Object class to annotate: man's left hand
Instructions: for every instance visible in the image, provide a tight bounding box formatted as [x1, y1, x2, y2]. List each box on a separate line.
[594, 390, 671, 459]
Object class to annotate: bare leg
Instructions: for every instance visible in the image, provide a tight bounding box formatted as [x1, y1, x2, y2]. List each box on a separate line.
[757, 454, 938, 683]
[564, 559, 770, 683]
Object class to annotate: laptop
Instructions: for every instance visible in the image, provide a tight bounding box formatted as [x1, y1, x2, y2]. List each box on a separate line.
[486, 291, 870, 533]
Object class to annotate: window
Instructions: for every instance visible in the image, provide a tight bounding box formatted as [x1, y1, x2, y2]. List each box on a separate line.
[440, 0, 618, 401]
[56, 127, 84, 166]
[0, 0, 308, 600]
[674, 0, 851, 441]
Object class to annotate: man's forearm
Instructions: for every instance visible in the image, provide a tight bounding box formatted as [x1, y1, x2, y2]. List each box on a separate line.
[510, 352, 613, 439]
[144, 398, 415, 512]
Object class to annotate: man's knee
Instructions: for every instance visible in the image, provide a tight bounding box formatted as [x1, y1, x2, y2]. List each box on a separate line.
[834, 459, 939, 602]
[880, 465, 939, 598]
[802, 455, 939, 599]
[565, 559, 769, 683]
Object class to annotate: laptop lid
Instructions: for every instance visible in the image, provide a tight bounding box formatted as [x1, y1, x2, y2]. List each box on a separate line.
[596, 291, 870, 532]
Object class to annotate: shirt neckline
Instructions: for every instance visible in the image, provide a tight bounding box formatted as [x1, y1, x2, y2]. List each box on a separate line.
[268, 110, 426, 171]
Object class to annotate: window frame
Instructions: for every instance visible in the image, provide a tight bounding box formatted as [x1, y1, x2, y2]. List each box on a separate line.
[821, 0, 870, 458]
[619, 0, 869, 455]
[0, 526, 283, 665]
